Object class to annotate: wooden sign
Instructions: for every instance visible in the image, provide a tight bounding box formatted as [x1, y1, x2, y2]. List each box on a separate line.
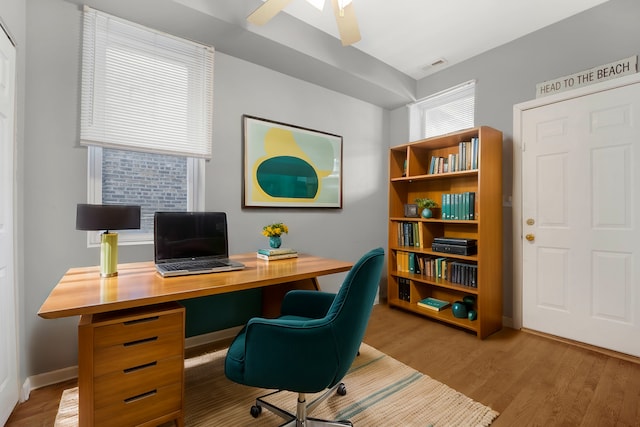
[536, 56, 638, 98]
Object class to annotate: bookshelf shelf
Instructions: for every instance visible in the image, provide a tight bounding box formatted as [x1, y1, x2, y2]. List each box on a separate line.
[387, 126, 503, 339]
[392, 300, 477, 332]
[394, 271, 480, 295]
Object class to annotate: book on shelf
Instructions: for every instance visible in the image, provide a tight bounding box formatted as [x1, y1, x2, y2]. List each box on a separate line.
[441, 191, 476, 220]
[428, 139, 478, 177]
[417, 297, 450, 311]
[257, 247, 297, 256]
[256, 252, 299, 261]
[449, 261, 478, 287]
[433, 237, 477, 246]
[398, 277, 411, 302]
[397, 221, 421, 248]
[409, 253, 477, 287]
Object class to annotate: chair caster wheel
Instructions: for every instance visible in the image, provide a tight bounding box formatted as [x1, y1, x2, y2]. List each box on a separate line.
[250, 405, 262, 418]
[337, 383, 347, 396]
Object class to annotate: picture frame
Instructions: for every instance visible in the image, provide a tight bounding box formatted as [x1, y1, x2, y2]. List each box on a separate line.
[404, 203, 419, 217]
[242, 115, 343, 208]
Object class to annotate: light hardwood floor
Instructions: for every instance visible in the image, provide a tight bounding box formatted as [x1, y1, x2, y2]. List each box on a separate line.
[6, 304, 640, 426]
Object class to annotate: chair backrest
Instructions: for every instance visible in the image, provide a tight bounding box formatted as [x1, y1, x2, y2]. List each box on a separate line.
[324, 247, 385, 386]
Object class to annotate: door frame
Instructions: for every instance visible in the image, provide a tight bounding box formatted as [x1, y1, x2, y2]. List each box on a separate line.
[512, 72, 640, 330]
[0, 17, 19, 423]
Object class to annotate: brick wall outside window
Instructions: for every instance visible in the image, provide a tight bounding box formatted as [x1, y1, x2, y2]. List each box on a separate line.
[102, 148, 188, 232]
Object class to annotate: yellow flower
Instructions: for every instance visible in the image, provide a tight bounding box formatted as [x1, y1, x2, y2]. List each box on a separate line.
[262, 222, 289, 237]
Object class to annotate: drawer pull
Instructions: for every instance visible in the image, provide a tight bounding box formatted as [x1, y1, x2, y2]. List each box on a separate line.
[124, 389, 157, 404]
[123, 316, 159, 326]
[123, 336, 158, 347]
[123, 361, 158, 374]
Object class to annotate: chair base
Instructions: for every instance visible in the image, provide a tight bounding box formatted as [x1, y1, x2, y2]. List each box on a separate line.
[251, 383, 353, 427]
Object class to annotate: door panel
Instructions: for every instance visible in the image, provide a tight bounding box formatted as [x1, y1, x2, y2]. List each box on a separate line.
[522, 82, 640, 357]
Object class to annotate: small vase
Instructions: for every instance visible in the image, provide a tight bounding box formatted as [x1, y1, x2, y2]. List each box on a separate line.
[421, 208, 433, 218]
[269, 236, 282, 249]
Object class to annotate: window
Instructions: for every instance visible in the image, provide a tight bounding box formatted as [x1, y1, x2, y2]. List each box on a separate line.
[408, 80, 475, 141]
[81, 7, 212, 245]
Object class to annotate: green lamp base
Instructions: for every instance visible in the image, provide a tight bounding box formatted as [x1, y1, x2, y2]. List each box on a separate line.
[100, 232, 119, 277]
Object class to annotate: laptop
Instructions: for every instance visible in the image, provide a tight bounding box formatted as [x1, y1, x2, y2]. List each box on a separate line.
[154, 211, 245, 277]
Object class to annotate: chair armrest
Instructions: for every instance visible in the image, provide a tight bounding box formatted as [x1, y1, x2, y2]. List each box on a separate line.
[280, 290, 336, 319]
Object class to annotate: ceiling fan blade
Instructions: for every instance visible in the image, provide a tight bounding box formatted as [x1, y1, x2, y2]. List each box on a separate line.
[247, 0, 295, 26]
[330, 0, 361, 46]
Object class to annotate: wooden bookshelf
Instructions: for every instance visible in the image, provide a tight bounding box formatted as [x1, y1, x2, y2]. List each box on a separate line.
[387, 126, 503, 339]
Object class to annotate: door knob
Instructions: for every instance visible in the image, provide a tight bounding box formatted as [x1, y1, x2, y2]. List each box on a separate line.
[525, 234, 535, 242]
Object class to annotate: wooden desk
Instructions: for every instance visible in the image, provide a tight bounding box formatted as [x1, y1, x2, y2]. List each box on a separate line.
[38, 253, 353, 427]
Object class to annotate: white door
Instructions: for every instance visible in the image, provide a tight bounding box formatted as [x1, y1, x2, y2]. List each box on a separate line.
[521, 80, 640, 357]
[0, 25, 18, 425]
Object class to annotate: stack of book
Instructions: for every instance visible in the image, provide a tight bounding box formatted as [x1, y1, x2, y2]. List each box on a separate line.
[256, 247, 298, 261]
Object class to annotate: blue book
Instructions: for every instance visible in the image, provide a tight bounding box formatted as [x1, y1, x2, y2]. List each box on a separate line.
[257, 248, 297, 256]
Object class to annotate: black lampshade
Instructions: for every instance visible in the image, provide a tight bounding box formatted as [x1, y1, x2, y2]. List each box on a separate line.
[76, 204, 141, 231]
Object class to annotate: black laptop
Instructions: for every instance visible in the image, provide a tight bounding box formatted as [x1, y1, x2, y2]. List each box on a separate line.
[154, 211, 245, 277]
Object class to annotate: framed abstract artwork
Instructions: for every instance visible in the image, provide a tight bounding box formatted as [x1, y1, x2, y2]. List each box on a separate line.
[242, 115, 343, 208]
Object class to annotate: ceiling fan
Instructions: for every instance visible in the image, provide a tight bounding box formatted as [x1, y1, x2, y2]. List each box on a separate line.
[247, 0, 361, 46]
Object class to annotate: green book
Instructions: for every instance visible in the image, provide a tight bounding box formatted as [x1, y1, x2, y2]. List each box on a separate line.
[417, 297, 450, 311]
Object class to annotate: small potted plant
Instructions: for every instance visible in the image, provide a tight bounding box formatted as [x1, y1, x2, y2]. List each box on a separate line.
[262, 222, 289, 248]
[415, 198, 438, 218]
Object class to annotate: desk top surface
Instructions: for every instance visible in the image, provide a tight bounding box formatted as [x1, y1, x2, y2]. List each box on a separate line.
[38, 253, 353, 319]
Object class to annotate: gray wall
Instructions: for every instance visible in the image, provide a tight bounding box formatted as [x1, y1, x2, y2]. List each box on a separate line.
[22, 0, 388, 378]
[390, 0, 640, 319]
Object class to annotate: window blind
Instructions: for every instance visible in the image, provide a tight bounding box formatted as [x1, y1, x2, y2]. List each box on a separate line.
[408, 80, 475, 140]
[81, 7, 214, 159]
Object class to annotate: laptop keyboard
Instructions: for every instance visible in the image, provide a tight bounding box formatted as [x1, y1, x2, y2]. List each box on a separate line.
[161, 259, 229, 271]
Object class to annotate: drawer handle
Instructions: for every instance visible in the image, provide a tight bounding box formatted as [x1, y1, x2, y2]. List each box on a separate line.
[124, 389, 157, 404]
[123, 336, 158, 347]
[124, 316, 159, 326]
[123, 361, 158, 374]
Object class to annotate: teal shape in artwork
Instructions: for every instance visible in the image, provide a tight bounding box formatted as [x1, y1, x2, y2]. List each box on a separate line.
[256, 156, 318, 199]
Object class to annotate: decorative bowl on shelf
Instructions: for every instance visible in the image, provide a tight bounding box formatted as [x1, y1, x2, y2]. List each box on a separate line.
[451, 301, 468, 318]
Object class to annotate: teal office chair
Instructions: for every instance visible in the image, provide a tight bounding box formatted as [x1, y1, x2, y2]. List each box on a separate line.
[224, 247, 385, 427]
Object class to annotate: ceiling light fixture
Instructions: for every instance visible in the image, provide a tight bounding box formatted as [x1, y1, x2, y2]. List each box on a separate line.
[249, 0, 360, 46]
[337, 0, 352, 16]
[306, 0, 352, 12]
[306, 0, 325, 11]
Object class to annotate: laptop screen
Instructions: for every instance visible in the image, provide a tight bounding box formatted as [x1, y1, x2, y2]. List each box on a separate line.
[154, 212, 229, 263]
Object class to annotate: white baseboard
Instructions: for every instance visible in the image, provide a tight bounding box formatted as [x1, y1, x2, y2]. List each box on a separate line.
[20, 378, 31, 403]
[21, 326, 243, 401]
[23, 365, 78, 399]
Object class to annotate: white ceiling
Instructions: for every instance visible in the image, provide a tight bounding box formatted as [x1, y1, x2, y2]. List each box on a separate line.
[162, 0, 612, 108]
[259, 0, 610, 79]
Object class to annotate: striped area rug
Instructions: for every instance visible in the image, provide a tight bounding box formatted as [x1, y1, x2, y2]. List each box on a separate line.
[55, 343, 498, 426]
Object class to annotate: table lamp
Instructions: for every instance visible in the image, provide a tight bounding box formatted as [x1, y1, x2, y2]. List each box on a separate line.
[76, 204, 141, 277]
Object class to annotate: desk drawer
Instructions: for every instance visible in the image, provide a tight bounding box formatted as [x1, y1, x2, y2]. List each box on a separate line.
[93, 311, 183, 348]
[78, 303, 185, 427]
[93, 382, 182, 427]
[94, 354, 183, 408]
[93, 330, 183, 377]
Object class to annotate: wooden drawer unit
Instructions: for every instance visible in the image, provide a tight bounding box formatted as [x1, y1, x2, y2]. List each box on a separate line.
[78, 302, 185, 427]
